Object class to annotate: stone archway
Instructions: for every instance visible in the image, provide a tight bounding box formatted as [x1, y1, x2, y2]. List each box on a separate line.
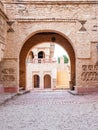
[44, 74, 51, 89]
[19, 31, 76, 90]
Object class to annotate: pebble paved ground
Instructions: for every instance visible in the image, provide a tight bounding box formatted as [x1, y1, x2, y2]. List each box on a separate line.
[0, 90, 98, 130]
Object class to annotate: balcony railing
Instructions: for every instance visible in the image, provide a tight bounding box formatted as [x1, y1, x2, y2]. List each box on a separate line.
[26, 58, 57, 64]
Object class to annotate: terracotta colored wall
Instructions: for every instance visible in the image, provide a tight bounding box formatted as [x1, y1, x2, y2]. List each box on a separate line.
[0, 0, 98, 93]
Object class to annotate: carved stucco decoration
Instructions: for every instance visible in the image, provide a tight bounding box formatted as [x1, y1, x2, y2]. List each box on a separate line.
[1, 68, 15, 82]
[81, 65, 98, 81]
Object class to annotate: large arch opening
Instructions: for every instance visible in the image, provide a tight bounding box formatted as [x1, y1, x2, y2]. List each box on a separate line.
[19, 31, 76, 90]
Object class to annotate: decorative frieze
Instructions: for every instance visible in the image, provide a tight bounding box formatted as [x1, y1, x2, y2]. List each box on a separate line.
[81, 65, 98, 82]
[5, 3, 92, 20]
[16, 18, 77, 23]
[15, 4, 70, 19]
[1, 68, 15, 82]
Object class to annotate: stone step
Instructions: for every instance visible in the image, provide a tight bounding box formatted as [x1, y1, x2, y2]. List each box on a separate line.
[68, 90, 78, 95]
[17, 90, 30, 96]
[19, 87, 24, 91]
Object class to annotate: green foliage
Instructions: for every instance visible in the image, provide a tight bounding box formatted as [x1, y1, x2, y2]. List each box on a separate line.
[57, 55, 69, 64]
[63, 55, 69, 63]
[58, 57, 60, 63]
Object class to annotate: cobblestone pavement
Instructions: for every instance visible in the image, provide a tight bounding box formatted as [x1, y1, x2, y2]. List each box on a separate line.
[0, 90, 98, 130]
[0, 93, 17, 105]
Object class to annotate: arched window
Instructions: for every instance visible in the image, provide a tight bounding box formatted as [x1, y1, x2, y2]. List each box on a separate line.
[38, 51, 45, 58]
[38, 51, 45, 63]
[33, 75, 40, 88]
[44, 74, 51, 88]
[28, 51, 34, 60]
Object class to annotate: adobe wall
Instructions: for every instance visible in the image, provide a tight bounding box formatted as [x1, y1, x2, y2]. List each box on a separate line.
[0, 1, 8, 92]
[0, 1, 8, 61]
[0, 0, 98, 93]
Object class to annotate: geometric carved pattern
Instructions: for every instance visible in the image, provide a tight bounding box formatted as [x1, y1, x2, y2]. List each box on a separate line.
[7, 21, 14, 32]
[1, 68, 15, 74]
[78, 20, 87, 31]
[1, 75, 15, 81]
[1, 68, 15, 81]
[81, 65, 98, 81]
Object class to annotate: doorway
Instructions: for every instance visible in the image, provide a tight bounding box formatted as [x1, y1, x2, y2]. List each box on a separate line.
[33, 75, 40, 88]
[44, 74, 51, 88]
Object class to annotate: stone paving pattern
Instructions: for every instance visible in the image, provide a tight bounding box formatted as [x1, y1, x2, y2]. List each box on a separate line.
[0, 90, 98, 130]
[0, 93, 17, 105]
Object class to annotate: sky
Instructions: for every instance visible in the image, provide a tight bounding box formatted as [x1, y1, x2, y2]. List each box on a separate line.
[53, 44, 69, 59]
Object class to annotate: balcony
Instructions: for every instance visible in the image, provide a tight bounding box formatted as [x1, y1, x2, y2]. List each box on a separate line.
[26, 58, 57, 64]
